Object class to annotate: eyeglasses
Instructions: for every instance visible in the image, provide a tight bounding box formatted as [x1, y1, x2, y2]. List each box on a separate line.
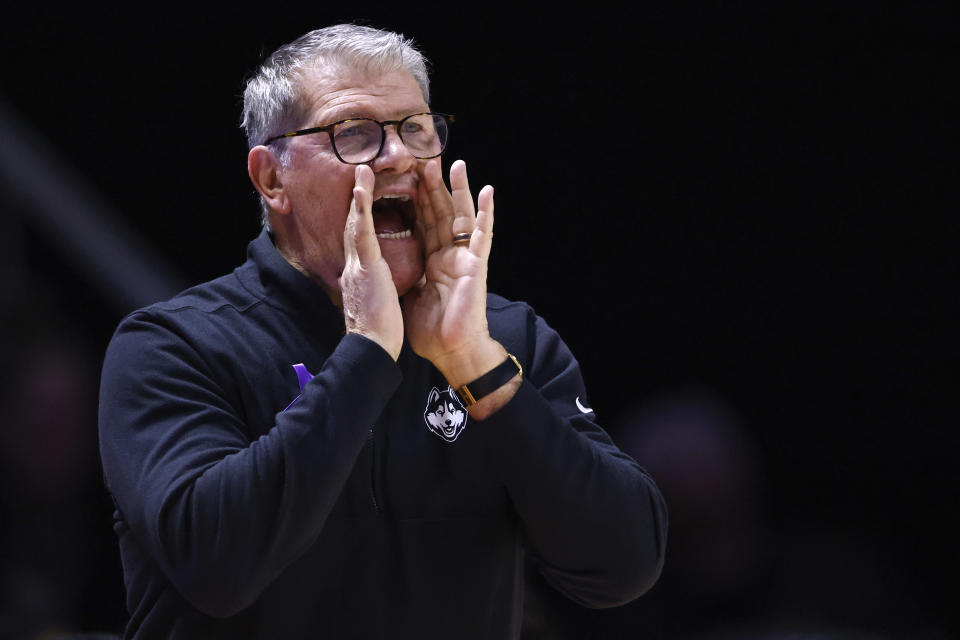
[264, 112, 454, 165]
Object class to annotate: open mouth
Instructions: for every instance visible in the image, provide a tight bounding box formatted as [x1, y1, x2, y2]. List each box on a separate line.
[372, 194, 416, 240]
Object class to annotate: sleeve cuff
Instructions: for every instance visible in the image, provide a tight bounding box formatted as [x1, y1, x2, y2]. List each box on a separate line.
[328, 333, 403, 391]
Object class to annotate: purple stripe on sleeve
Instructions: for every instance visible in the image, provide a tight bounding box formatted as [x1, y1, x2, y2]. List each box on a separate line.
[292, 363, 314, 391]
[283, 363, 316, 412]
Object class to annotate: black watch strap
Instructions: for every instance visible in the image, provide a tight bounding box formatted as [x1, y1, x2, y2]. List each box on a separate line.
[455, 354, 523, 407]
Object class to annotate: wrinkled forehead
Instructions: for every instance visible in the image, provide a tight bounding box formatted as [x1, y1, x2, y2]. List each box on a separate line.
[293, 59, 427, 124]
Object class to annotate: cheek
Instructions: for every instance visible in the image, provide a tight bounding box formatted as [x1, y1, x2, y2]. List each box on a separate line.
[295, 168, 355, 243]
[287, 149, 355, 212]
[304, 170, 354, 216]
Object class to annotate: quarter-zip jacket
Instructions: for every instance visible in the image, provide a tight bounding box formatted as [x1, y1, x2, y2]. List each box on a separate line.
[98, 230, 667, 639]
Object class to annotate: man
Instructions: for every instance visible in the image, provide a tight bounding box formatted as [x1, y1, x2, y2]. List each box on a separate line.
[98, 24, 667, 639]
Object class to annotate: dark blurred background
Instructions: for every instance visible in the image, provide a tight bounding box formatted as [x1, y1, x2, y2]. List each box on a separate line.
[0, 3, 955, 638]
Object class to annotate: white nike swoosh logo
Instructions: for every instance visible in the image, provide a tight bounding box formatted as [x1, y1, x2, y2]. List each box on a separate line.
[575, 396, 593, 414]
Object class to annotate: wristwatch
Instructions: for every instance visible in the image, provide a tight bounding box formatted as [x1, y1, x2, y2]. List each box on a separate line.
[455, 354, 523, 407]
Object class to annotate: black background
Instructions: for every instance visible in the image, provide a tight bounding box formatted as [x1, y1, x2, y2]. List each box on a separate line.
[1, 3, 956, 637]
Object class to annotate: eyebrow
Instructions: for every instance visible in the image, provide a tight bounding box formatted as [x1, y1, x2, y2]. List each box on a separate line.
[318, 106, 429, 127]
[324, 111, 369, 123]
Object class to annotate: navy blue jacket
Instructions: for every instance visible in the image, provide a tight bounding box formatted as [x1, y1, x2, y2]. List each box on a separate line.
[98, 231, 667, 639]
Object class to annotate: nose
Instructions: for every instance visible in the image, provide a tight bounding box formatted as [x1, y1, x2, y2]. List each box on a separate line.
[372, 125, 416, 173]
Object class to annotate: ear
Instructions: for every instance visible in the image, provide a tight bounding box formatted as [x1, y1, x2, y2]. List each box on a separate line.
[248, 145, 291, 215]
[427, 388, 439, 404]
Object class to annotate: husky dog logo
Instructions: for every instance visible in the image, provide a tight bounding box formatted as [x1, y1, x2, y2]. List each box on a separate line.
[423, 385, 468, 442]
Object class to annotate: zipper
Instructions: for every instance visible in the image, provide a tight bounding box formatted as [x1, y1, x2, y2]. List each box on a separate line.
[367, 427, 381, 513]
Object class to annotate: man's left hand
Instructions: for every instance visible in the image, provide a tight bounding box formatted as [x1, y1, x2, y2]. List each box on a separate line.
[403, 159, 513, 412]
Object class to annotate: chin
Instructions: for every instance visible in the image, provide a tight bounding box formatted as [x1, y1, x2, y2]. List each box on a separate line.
[382, 239, 425, 296]
[391, 268, 424, 297]
[383, 249, 424, 296]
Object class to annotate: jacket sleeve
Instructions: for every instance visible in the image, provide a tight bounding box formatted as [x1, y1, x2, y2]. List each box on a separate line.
[483, 307, 668, 608]
[97, 313, 401, 618]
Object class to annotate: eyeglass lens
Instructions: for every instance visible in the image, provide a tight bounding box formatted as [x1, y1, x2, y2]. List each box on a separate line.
[333, 113, 448, 163]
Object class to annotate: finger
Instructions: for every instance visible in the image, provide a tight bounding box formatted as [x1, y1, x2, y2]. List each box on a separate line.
[449, 159, 476, 238]
[471, 184, 495, 260]
[423, 157, 455, 242]
[346, 164, 382, 266]
[417, 169, 442, 255]
[343, 194, 359, 267]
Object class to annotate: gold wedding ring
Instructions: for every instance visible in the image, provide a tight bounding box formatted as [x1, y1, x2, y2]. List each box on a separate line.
[453, 232, 472, 246]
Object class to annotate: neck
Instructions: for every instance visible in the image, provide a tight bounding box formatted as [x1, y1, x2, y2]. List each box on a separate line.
[271, 227, 344, 308]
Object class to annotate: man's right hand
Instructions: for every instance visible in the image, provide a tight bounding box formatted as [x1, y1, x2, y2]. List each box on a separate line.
[339, 164, 404, 361]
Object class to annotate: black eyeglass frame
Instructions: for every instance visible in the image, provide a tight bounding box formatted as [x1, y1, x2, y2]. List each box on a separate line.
[263, 112, 455, 165]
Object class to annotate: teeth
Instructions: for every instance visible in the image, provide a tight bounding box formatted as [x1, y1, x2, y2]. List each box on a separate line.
[375, 229, 412, 240]
[375, 193, 411, 202]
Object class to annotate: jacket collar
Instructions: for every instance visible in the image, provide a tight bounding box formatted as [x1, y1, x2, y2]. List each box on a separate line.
[237, 229, 344, 329]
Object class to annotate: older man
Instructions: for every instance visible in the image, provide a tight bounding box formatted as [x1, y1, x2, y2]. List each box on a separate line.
[98, 24, 667, 639]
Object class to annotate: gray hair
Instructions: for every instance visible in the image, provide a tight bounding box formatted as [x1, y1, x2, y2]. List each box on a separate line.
[241, 24, 432, 230]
